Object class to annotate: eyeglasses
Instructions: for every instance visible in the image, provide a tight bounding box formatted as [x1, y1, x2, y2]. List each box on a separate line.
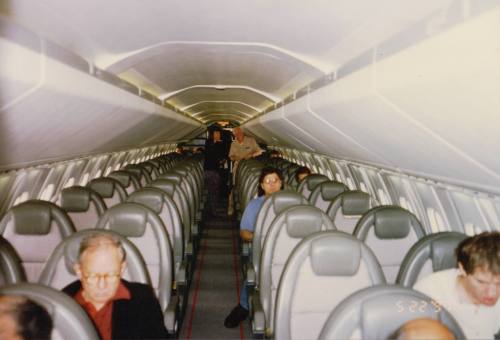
[263, 177, 281, 184]
[82, 272, 121, 285]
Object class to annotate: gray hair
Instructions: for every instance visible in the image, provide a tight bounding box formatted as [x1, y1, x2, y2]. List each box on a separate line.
[77, 232, 126, 263]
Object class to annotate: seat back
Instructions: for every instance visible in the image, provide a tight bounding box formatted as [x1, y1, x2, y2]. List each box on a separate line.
[0, 200, 75, 282]
[127, 188, 184, 273]
[259, 205, 336, 334]
[108, 170, 141, 194]
[95, 203, 173, 311]
[326, 191, 375, 234]
[0, 283, 100, 340]
[88, 177, 128, 207]
[397, 231, 467, 287]
[124, 164, 152, 187]
[0, 235, 26, 285]
[309, 181, 348, 213]
[354, 206, 426, 283]
[39, 229, 150, 289]
[252, 191, 309, 279]
[296, 174, 329, 199]
[318, 285, 465, 340]
[59, 186, 107, 230]
[275, 231, 386, 340]
[149, 179, 192, 251]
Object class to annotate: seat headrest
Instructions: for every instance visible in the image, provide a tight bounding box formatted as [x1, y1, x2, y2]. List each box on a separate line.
[159, 172, 182, 184]
[61, 187, 90, 212]
[310, 235, 361, 276]
[306, 174, 329, 191]
[374, 208, 412, 239]
[88, 178, 115, 198]
[150, 179, 176, 196]
[341, 191, 371, 216]
[124, 166, 142, 178]
[11, 201, 52, 235]
[285, 207, 324, 238]
[272, 191, 305, 215]
[430, 235, 464, 271]
[320, 182, 347, 200]
[108, 171, 132, 187]
[104, 205, 148, 237]
[127, 189, 163, 214]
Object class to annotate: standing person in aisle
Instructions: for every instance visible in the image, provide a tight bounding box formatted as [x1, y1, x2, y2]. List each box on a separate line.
[204, 126, 228, 217]
[227, 127, 262, 216]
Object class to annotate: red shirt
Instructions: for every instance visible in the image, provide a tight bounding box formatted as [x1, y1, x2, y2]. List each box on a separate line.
[75, 282, 131, 340]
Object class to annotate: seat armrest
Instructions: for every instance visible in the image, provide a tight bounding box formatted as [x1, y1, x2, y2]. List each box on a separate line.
[175, 260, 187, 287]
[251, 290, 265, 337]
[164, 295, 179, 335]
[246, 265, 256, 287]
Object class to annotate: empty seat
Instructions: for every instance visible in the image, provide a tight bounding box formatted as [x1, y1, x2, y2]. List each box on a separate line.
[108, 170, 142, 194]
[87, 177, 128, 207]
[0, 235, 26, 285]
[39, 229, 150, 289]
[309, 181, 348, 213]
[274, 231, 386, 340]
[326, 191, 375, 234]
[247, 190, 309, 286]
[318, 285, 465, 340]
[297, 174, 329, 199]
[0, 282, 100, 340]
[59, 186, 106, 230]
[354, 206, 426, 283]
[252, 205, 336, 336]
[397, 231, 467, 287]
[94, 203, 179, 333]
[124, 164, 153, 186]
[127, 188, 186, 287]
[0, 200, 75, 281]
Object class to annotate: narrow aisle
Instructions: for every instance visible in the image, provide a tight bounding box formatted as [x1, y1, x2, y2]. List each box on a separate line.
[179, 200, 253, 339]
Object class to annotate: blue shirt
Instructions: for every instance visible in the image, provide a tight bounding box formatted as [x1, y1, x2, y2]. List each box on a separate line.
[240, 196, 266, 232]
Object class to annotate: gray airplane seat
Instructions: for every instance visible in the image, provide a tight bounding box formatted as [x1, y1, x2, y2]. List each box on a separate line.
[0, 283, 100, 340]
[318, 285, 465, 340]
[246, 190, 309, 287]
[354, 206, 426, 283]
[396, 231, 467, 287]
[108, 170, 142, 194]
[296, 174, 329, 199]
[59, 186, 107, 231]
[88, 177, 128, 207]
[38, 229, 150, 290]
[149, 178, 193, 260]
[274, 231, 386, 340]
[94, 203, 179, 334]
[326, 190, 375, 234]
[124, 164, 153, 187]
[127, 188, 187, 289]
[0, 235, 26, 285]
[309, 181, 349, 213]
[0, 200, 75, 282]
[138, 161, 161, 181]
[252, 205, 336, 337]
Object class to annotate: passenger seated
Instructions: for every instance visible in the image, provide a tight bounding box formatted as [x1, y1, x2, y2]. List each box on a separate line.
[414, 231, 500, 339]
[295, 166, 311, 184]
[0, 294, 53, 340]
[62, 233, 167, 340]
[224, 166, 283, 328]
[387, 318, 455, 340]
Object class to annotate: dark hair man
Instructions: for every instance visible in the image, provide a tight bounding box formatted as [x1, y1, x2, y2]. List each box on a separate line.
[0, 295, 52, 340]
[414, 231, 500, 339]
[62, 233, 168, 340]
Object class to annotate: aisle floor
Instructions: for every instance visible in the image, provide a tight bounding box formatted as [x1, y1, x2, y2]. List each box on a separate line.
[179, 201, 253, 340]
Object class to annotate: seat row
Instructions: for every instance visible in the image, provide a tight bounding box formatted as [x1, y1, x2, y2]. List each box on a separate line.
[232, 157, 467, 338]
[0, 153, 206, 337]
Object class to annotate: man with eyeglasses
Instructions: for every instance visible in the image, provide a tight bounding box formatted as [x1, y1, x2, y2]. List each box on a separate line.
[62, 233, 167, 340]
[414, 231, 500, 339]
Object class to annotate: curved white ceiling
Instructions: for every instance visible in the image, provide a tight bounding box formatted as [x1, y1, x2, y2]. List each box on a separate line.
[2, 0, 452, 124]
